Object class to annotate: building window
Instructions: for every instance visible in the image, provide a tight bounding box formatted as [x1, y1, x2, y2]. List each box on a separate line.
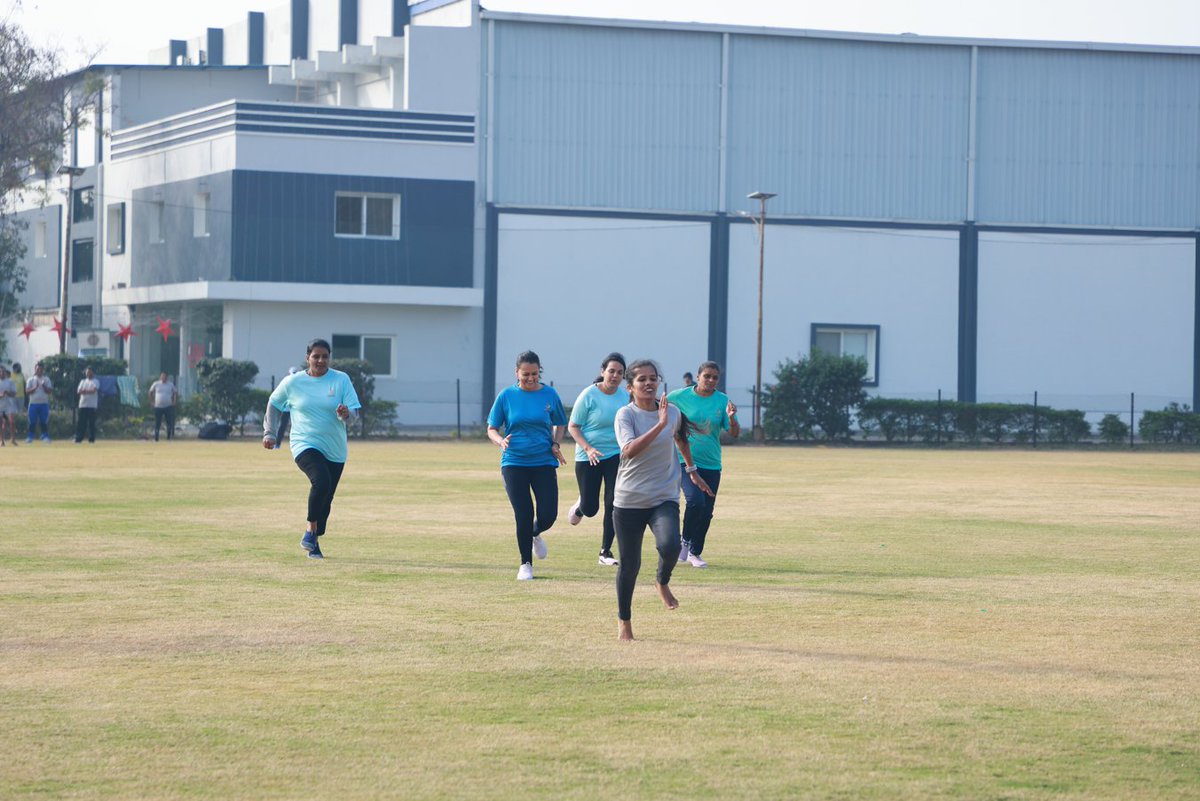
[71, 304, 93, 331]
[193, 192, 209, 237]
[334, 193, 400, 239]
[148, 201, 164, 243]
[106, 203, 125, 254]
[811, 323, 880, 386]
[72, 187, 95, 222]
[71, 239, 94, 283]
[331, 334, 393, 377]
[34, 220, 47, 258]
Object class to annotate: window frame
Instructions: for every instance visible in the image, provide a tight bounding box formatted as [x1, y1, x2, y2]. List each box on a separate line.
[71, 239, 95, 283]
[331, 333, 395, 378]
[106, 202, 126, 254]
[810, 323, 880, 387]
[333, 192, 401, 240]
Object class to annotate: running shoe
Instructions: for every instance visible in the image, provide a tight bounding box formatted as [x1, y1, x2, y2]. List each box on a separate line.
[517, 563, 534, 581]
[568, 500, 583, 526]
[307, 542, 324, 559]
[301, 530, 318, 554]
[532, 534, 547, 560]
[678, 540, 691, 562]
[686, 553, 708, 568]
[598, 551, 619, 566]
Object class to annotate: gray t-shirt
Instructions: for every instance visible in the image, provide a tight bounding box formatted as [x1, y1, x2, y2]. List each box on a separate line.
[150, 380, 176, 408]
[26, 375, 52, 404]
[614, 403, 682, 509]
[0, 378, 15, 413]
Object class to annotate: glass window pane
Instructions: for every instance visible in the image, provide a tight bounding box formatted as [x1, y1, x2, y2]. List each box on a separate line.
[362, 337, 391, 375]
[335, 195, 363, 235]
[814, 331, 840, 355]
[73, 188, 94, 222]
[843, 333, 868, 360]
[71, 239, 94, 282]
[365, 197, 393, 237]
[106, 203, 125, 254]
[331, 334, 360, 360]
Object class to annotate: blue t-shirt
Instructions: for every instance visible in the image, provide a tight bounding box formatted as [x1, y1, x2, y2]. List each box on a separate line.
[667, 386, 731, 470]
[269, 369, 362, 463]
[569, 383, 630, 462]
[487, 384, 567, 468]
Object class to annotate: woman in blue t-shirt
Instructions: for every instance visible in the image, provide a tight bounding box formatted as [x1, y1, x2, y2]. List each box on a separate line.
[262, 338, 361, 559]
[487, 350, 567, 581]
[566, 352, 628, 567]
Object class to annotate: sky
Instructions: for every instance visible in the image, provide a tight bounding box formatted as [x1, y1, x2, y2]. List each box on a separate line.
[7, 0, 1200, 68]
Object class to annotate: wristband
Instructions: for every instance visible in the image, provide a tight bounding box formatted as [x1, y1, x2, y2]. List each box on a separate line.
[685, 465, 699, 474]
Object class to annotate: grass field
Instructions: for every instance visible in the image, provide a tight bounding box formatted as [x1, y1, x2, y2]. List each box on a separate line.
[3, 440, 1199, 800]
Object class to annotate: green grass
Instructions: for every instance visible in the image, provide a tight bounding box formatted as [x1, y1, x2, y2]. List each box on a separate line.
[3, 441, 1198, 799]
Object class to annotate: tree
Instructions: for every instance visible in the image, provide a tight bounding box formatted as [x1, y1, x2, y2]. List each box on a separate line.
[194, 358, 260, 431]
[762, 350, 868, 441]
[0, 219, 27, 359]
[0, 19, 67, 203]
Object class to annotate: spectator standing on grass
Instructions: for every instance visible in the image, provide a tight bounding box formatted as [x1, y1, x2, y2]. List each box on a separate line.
[75, 367, 100, 444]
[0, 365, 17, 446]
[262, 338, 361, 560]
[11, 362, 25, 411]
[566, 351, 628, 567]
[25, 362, 51, 443]
[487, 350, 567, 582]
[667, 361, 739, 569]
[612, 359, 712, 642]
[148, 372, 178, 442]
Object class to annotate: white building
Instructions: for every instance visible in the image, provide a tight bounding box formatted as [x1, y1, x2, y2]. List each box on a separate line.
[5, 0, 1198, 425]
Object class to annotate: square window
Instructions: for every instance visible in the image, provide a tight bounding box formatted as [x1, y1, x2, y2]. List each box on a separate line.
[71, 239, 94, 283]
[335, 192, 400, 239]
[331, 334, 361, 359]
[71, 304, 93, 330]
[811, 324, 880, 386]
[107, 203, 125, 254]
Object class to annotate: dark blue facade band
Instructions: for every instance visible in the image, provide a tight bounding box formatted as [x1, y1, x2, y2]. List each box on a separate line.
[169, 40, 187, 65]
[291, 0, 309, 60]
[248, 12, 265, 64]
[339, 0, 358, 47]
[483, 203, 500, 421]
[235, 123, 472, 143]
[957, 223, 978, 403]
[206, 28, 224, 66]
[236, 112, 473, 133]
[708, 213, 729, 388]
[1194, 234, 1199, 410]
[393, 0, 411, 35]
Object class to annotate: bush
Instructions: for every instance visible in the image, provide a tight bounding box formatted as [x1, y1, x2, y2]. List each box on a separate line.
[1139, 403, 1200, 444]
[1098, 413, 1130, 445]
[194, 358, 259, 430]
[331, 357, 382, 438]
[856, 397, 1091, 445]
[763, 350, 868, 441]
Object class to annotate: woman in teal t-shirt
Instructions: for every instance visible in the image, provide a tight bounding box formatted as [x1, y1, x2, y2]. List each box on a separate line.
[262, 338, 361, 559]
[567, 351, 628, 567]
[487, 350, 567, 581]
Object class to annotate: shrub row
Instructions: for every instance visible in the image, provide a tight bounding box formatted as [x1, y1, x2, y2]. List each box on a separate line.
[1138, 403, 1200, 444]
[856, 398, 1091, 444]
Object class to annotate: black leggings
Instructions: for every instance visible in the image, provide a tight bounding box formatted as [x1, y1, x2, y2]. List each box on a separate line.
[294, 448, 346, 536]
[613, 502, 681, 621]
[574, 455, 619, 553]
[501, 465, 558, 564]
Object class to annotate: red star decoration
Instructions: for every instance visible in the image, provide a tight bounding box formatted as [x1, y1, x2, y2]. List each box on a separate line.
[19, 321, 36, 339]
[50, 317, 67, 337]
[116, 323, 136, 342]
[154, 316, 175, 343]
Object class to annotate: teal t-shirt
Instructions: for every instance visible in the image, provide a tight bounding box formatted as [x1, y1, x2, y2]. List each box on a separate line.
[667, 386, 730, 470]
[487, 384, 568, 468]
[569, 383, 629, 462]
[269, 369, 362, 463]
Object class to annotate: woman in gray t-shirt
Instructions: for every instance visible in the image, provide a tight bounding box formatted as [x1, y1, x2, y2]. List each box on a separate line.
[612, 359, 712, 642]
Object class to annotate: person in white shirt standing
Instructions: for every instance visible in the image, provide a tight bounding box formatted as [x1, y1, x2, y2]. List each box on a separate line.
[75, 367, 100, 444]
[0, 365, 17, 446]
[148, 372, 178, 442]
[25, 362, 52, 443]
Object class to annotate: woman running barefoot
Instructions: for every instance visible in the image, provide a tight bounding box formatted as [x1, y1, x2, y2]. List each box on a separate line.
[667, 361, 740, 568]
[487, 350, 568, 581]
[612, 359, 711, 641]
[567, 352, 628, 566]
[262, 338, 361, 559]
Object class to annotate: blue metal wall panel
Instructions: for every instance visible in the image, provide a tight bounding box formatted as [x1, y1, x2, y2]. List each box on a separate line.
[726, 36, 971, 221]
[492, 21, 722, 211]
[976, 48, 1200, 228]
[229, 171, 474, 287]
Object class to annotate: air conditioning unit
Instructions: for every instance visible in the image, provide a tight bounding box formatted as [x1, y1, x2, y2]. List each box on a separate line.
[76, 329, 111, 357]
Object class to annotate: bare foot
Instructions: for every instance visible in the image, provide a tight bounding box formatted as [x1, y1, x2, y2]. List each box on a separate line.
[656, 582, 679, 610]
[618, 620, 634, 641]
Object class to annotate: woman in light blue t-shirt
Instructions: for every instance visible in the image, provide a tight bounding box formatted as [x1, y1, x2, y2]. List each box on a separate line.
[262, 338, 361, 559]
[566, 352, 628, 567]
[487, 350, 568, 581]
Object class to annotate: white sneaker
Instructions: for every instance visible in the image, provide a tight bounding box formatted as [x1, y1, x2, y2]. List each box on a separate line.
[517, 563, 534, 581]
[532, 534, 547, 560]
[678, 540, 691, 562]
[598, 551, 619, 566]
[568, 500, 583, 526]
[687, 553, 708, 568]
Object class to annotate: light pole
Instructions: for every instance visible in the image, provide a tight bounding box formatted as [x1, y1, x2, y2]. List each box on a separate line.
[747, 190, 776, 442]
[57, 164, 86, 354]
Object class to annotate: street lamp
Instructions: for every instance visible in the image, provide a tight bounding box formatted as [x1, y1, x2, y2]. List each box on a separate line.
[747, 190, 776, 442]
[57, 164, 86, 354]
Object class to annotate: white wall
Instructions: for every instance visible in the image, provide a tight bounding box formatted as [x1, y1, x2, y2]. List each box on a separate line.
[977, 232, 1195, 412]
[234, 132, 474, 181]
[725, 224, 961, 407]
[495, 214, 711, 402]
[404, 22, 478, 113]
